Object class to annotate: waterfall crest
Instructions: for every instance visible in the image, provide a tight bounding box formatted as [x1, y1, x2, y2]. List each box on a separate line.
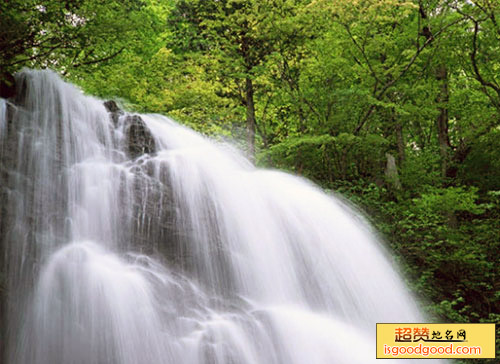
[1, 70, 429, 363]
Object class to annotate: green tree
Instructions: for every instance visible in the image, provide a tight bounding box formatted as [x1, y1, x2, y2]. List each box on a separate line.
[0, 0, 146, 78]
[167, 0, 310, 158]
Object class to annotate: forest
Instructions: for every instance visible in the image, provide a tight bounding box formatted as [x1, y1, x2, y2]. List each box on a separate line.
[1, 0, 499, 362]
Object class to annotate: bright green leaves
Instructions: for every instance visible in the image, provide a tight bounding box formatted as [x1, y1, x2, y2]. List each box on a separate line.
[260, 133, 389, 183]
[413, 186, 487, 218]
[0, 0, 148, 73]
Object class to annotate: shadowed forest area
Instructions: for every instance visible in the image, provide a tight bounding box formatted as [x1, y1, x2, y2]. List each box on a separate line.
[1, 0, 499, 362]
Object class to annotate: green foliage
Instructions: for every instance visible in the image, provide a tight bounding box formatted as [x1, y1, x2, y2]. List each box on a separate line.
[399, 148, 443, 190]
[329, 179, 499, 363]
[259, 133, 388, 183]
[0, 0, 147, 74]
[459, 130, 500, 191]
[2, 1, 499, 359]
[413, 186, 487, 218]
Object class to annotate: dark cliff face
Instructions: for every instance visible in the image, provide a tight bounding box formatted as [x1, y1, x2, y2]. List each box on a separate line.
[0, 99, 16, 364]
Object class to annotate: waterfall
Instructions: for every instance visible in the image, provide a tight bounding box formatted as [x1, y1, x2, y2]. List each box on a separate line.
[0, 69, 434, 363]
[0, 98, 6, 137]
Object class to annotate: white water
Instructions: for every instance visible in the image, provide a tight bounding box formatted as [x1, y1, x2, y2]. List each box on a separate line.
[0, 70, 434, 363]
[0, 98, 6, 142]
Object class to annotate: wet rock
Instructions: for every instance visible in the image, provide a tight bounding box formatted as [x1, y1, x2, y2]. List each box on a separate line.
[103, 100, 123, 126]
[125, 114, 156, 159]
[102, 100, 156, 158]
[104, 100, 120, 113]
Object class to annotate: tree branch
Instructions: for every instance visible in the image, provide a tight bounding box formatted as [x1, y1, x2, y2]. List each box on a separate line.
[470, 20, 500, 100]
[342, 23, 381, 85]
[73, 47, 125, 67]
[353, 16, 465, 134]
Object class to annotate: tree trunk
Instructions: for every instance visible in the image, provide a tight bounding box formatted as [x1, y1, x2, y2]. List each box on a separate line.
[395, 120, 405, 164]
[418, 5, 451, 179]
[245, 77, 256, 161]
[435, 65, 450, 179]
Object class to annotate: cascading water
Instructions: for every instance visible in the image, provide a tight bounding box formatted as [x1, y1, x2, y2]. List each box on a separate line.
[0, 69, 437, 363]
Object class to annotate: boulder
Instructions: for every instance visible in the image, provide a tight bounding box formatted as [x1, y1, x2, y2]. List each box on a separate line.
[102, 100, 156, 158]
[103, 100, 123, 126]
[125, 114, 156, 159]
